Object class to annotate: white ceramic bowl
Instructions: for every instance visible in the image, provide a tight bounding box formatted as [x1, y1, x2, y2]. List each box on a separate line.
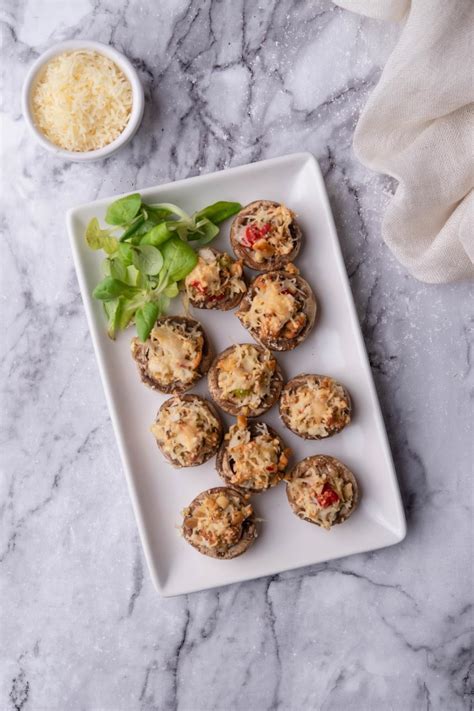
[21, 40, 145, 162]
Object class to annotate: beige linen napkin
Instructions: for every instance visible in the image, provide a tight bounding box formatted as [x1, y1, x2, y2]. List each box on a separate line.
[334, 0, 474, 282]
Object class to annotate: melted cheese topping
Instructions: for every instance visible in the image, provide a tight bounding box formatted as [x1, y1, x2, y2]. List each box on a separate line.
[288, 463, 354, 529]
[131, 320, 203, 387]
[281, 377, 351, 437]
[182, 491, 253, 555]
[240, 275, 305, 339]
[238, 203, 295, 261]
[151, 397, 220, 466]
[184, 249, 245, 303]
[225, 422, 285, 490]
[217, 345, 277, 410]
[31, 50, 133, 152]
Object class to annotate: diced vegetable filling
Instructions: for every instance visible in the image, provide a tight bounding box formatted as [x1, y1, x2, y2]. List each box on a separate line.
[240, 272, 309, 340]
[281, 376, 351, 437]
[152, 397, 220, 465]
[288, 461, 354, 529]
[131, 319, 203, 387]
[185, 249, 246, 304]
[217, 345, 277, 410]
[182, 491, 253, 554]
[224, 418, 289, 490]
[237, 203, 295, 264]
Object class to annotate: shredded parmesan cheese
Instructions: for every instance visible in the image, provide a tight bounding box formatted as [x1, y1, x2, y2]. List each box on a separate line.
[238, 202, 295, 259]
[240, 274, 304, 339]
[281, 376, 351, 438]
[131, 319, 203, 388]
[151, 397, 220, 466]
[182, 491, 253, 554]
[184, 249, 246, 305]
[288, 459, 354, 529]
[217, 344, 276, 410]
[224, 421, 286, 490]
[247, 279, 295, 336]
[31, 50, 133, 152]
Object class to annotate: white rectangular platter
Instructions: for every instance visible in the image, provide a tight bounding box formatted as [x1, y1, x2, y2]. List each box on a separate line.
[67, 152, 406, 597]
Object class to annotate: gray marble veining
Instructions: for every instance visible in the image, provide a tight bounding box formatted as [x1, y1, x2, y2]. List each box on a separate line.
[1, 1, 472, 710]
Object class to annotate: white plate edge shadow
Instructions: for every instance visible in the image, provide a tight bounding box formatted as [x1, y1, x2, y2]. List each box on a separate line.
[66, 152, 407, 597]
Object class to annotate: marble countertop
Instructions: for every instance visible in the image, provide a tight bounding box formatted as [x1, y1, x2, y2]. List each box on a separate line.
[1, 1, 472, 710]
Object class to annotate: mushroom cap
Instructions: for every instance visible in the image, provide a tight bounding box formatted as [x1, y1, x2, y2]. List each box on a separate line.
[208, 344, 284, 417]
[286, 455, 359, 526]
[152, 394, 223, 468]
[182, 486, 257, 559]
[230, 200, 302, 272]
[279, 374, 352, 439]
[131, 316, 213, 394]
[236, 270, 316, 351]
[186, 248, 247, 311]
[216, 420, 287, 493]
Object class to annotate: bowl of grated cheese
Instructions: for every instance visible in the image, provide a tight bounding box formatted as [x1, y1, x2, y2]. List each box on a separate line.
[22, 40, 144, 161]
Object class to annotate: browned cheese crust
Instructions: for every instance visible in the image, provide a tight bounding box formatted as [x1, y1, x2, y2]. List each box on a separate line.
[286, 455, 359, 529]
[236, 269, 316, 351]
[208, 343, 284, 417]
[181, 486, 257, 559]
[230, 200, 302, 271]
[131, 316, 213, 394]
[184, 248, 247, 311]
[279, 374, 352, 439]
[150, 394, 223, 468]
[216, 417, 290, 493]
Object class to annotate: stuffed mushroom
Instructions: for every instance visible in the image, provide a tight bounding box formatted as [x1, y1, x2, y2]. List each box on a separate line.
[131, 316, 212, 394]
[216, 415, 291, 493]
[286, 455, 359, 529]
[230, 200, 302, 271]
[236, 266, 316, 351]
[184, 248, 247, 310]
[208, 343, 284, 417]
[151, 394, 223, 468]
[181, 486, 257, 559]
[280, 374, 352, 439]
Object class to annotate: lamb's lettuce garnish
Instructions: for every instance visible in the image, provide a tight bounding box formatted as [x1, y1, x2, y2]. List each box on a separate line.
[131, 244, 164, 275]
[159, 237, 198, 283]
[86, 193, 241, 341]
[105, 193, 142, 225]
[85, 218, 118, 255]
[135, 301, 160, 343]
[92, 277, 140, 301]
